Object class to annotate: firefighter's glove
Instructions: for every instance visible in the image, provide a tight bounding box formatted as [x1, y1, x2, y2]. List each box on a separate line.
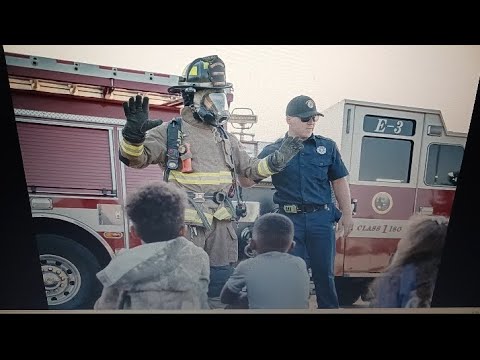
[122, 95, 163, 144]
[267, 136, 304, 173]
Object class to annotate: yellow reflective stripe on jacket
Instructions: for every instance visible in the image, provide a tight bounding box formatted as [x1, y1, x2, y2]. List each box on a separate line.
[169, 170, 232, 185]
[257, 158, 275, 177]
[213, 206, 233, 220]
[120, 139, 144, 157]
[185, 208, 214, 225]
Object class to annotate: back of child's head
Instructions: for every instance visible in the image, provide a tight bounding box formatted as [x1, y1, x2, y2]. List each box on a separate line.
[392, 215, 449, 268]
[126, 181, 187, 243]
[252, 213, 294, 252]
[370, 215, 449, 307]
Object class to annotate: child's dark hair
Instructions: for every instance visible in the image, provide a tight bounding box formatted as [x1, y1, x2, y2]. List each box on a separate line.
[252, 213, 294, 252]
[126, 181, 187, 243]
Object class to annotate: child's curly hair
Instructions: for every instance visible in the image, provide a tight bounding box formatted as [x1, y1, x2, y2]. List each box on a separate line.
[126, 181, 187, 243]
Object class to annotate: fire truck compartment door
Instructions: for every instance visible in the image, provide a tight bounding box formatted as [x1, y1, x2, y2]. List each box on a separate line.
[16, 121, 115, 195]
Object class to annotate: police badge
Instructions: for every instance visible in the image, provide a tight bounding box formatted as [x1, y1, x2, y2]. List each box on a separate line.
[317, 146, 326, 154]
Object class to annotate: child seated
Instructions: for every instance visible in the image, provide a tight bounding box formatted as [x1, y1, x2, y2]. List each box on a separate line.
[369, 215, 449, 308]
[94, 181, 210, 310]
[220, 213, 310, 309]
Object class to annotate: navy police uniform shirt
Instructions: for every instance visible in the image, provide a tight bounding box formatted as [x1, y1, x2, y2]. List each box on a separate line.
[258, 134, 348, 206]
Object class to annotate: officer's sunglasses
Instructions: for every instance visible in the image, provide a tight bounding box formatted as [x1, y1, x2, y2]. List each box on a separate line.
[299, 115, 321, 123]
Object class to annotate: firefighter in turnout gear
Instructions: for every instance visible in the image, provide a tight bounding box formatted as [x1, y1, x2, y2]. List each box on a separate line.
[119, 55, 303, 307]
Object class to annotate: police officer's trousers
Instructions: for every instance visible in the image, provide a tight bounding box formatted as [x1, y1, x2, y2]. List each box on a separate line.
[284, 205, 339, 309]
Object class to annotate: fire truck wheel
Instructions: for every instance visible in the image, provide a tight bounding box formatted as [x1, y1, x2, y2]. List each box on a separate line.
[237, 225, 253, 260]
[36, 234, 102, 310]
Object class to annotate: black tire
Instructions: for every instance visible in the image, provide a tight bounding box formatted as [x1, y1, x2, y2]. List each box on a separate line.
[237, 224, 253, 261]
[36, 234, 102, 310]
[335, 277, 365, 306]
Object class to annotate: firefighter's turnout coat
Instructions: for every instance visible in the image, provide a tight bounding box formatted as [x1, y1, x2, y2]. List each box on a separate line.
[120, 107, 273, 266]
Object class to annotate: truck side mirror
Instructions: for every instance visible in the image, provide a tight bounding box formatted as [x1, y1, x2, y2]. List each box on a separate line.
[447, 171, 458, 186]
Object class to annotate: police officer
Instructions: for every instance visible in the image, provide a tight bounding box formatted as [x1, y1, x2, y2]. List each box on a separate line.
[118, 55, 303, 308]
[258, 95, 354, 309]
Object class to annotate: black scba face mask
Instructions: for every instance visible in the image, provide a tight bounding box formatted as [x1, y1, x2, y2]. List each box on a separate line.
[192, 91, 230, 126]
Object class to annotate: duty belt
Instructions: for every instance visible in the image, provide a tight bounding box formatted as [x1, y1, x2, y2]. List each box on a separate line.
[281, 204, 329, 214]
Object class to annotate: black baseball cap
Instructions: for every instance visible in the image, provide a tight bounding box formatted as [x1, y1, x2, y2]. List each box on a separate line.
[286, 95, 324, 118]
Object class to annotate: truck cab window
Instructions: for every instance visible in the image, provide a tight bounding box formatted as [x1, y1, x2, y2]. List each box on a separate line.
[425, 144, 464, 186]
[359, 136, 413, 183]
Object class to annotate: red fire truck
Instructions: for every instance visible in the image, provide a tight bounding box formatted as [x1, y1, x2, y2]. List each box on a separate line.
[7, 52, 465, 309]
[7, 52, 190, 309]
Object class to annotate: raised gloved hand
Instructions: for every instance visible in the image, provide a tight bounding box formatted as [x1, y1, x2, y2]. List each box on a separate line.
[267, 136, 304, 172]
[122, 95, 163, 144]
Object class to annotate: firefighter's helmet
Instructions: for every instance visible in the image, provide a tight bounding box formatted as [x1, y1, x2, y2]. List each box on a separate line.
[168, 55, 233, 94]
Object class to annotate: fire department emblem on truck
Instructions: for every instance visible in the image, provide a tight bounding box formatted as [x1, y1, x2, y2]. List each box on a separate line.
[372, 191, 393, 214]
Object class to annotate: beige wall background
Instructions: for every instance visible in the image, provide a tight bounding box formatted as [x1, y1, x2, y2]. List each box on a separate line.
[4, 45, 479, 142]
